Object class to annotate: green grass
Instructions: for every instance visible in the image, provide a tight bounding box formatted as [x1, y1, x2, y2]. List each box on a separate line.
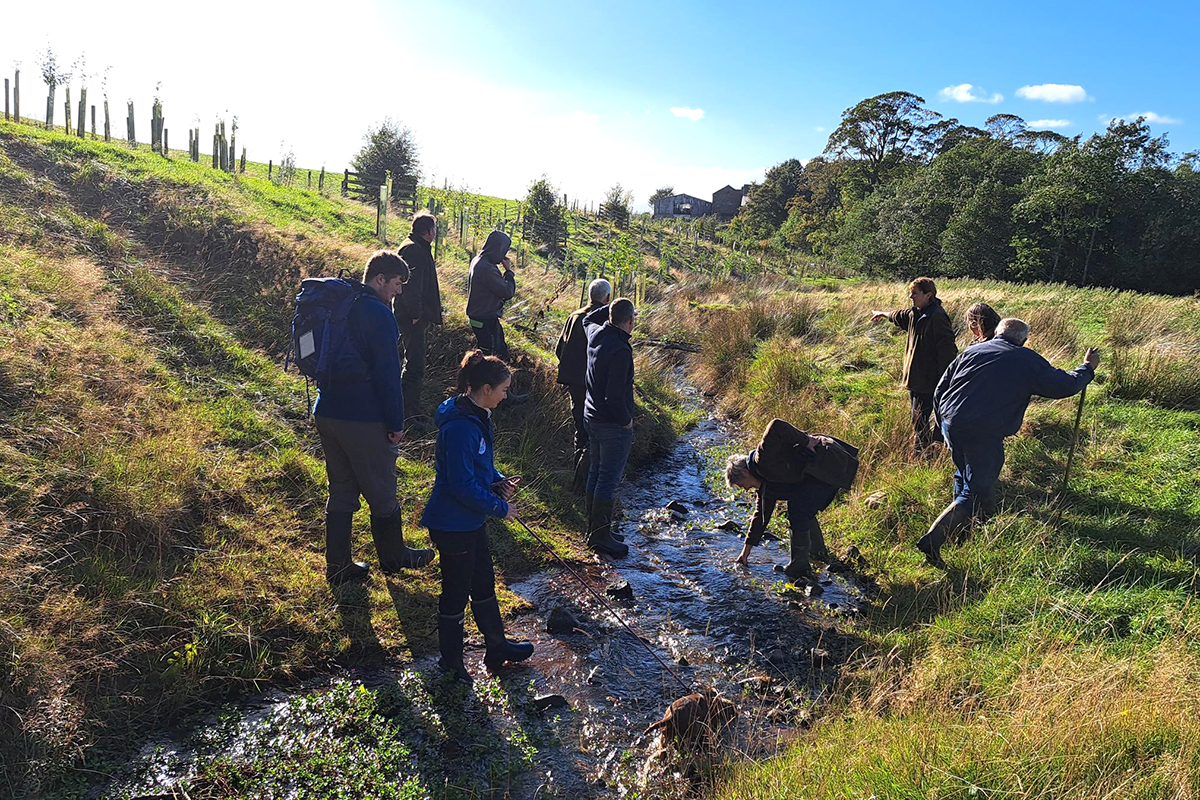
[646, 274, 1200, 799]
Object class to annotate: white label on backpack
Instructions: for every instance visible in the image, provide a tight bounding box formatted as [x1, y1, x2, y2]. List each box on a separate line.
[298, 330, 315, 359]
[479, 438, 487, 455]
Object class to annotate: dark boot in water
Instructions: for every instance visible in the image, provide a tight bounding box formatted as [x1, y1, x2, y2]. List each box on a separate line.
[917, 501, 970, 569]
[473, 596, 534, 670]
[325, 511, 369, 584]
[776, 526, 816, 583]
[587, 498, 629, 557]
[437, 612, 472, 684]
[371, 509, 435, 573]
[809, 518, 832, 564]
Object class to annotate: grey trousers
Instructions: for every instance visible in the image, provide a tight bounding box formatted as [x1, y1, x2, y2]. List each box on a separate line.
[314, 415, 400, 516]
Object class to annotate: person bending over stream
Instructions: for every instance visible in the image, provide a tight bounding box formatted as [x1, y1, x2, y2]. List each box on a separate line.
[422, 350, 533, 683]
[727, 419, 859, 586]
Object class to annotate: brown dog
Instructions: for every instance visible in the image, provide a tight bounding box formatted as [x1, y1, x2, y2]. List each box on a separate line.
[644, 689, 737, 746]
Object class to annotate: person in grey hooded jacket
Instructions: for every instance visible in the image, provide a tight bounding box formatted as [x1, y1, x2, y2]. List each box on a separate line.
[466, 231, 516, 359]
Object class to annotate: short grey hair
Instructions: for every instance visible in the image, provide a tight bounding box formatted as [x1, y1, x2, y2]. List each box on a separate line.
[997, 318, 1030, 346]
[725, 453, 752, 489]
[588, 278, 612, 305]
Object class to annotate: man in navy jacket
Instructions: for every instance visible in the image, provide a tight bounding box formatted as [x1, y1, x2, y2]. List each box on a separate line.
[582, 297, 636, 557]
[918, 318, 1100, 568]
[314, 251, 434, 583]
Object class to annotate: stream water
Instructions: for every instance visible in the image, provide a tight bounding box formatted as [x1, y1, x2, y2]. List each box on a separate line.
[108, 410, 870, 799]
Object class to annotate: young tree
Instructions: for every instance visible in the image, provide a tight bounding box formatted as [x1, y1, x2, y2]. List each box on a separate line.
[36, 45, 72, 130]
[524, 176, 567, 256]
[602, 183, 633, 229]
[352, 118, 421, 201]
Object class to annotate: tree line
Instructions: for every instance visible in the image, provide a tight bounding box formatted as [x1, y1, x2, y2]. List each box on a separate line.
[725, 91, 1200, 295]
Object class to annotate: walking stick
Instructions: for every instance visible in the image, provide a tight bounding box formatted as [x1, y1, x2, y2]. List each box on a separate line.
[511, 514, 692, 693]
[1051, 386, 1087, 526]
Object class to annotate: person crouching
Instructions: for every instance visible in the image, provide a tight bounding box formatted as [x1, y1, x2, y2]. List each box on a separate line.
[421, 350, 533, 683]
[727, 419, 858, 585]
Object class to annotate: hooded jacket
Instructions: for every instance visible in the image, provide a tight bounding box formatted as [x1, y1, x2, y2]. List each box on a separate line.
[313, 285, 405, 431]
[887, 298, 958, 394]
[395, 234, 442, 325]
[583, 308, 635, 427]
[466, 231, 516, 321]
[555, 301, 607, 386]
[934, 337, 1094, 439]
[420, 395, 508, 533]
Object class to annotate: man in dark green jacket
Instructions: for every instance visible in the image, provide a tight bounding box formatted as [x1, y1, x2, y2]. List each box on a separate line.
[871, 276, 958, 456]
[727, 419, 859, 587]
[395, 212, 442, 424]
[555, 278, 611, 491]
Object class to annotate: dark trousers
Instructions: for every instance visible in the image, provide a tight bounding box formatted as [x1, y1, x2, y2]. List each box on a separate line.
[471, 318, 509, 360]
[430, 526, 497, 617]
[783, 477, 839, 556]
[567, 382, 588, 455]
[398, 318, 428, 419]
[944, 421, 1004, 520]
[910, 391, 941, 452]
[585, 421, 633, 502]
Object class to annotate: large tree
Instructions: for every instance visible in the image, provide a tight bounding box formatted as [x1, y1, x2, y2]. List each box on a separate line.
[648, 186, 674, 207]
[736, 158, 806, 238]
[824, 91, 941, 188]
[352, 118, 420, 201]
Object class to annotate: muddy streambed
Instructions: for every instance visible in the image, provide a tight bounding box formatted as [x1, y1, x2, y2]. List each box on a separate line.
[107, 414, 870, 799]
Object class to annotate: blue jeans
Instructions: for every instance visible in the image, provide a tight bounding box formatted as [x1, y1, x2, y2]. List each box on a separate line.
[943, 421, 1004, 517]
[585, 421, 633, 502]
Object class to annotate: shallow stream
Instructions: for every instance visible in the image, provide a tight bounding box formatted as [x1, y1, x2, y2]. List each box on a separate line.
[109, 410, 869, 799]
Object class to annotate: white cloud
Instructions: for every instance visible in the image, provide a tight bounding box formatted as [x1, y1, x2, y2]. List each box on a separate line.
[938, 84, 1003, 103]
[1016, 84, 1088, 103]
[814, 125, 827, 132]
[1027, 119, 1072, 129]
[1128, 111, 1181, 125]
[670, 107, 705, 121]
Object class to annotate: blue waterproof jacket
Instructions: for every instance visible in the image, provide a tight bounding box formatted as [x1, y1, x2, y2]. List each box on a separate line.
[934, 337, 1094, 439]
[420, 395, 508, 532]
[583, 309, 635, 427]
[313, 287, 405, 431]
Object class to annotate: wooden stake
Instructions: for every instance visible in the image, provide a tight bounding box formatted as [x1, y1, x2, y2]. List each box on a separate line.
[240, 147, 246, 173]
[90, 104, 95, 138]
[12, 69, 18, 124]
[4, 78, 8, 121]
[163, 128, 168, 157]
[64, 87, 71, 135]
[77, 88, 86, 138]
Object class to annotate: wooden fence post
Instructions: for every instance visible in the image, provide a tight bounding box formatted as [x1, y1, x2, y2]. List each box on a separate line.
[212, 124, 218, 167]
[126, 101, 135, 146]
[103, 100, 110, 142]
[45, 84, 54, 130]
[228, 121, 236, 174]
[13, 69, 19, 124]
[77, 88, 86, 139]
[342, 169, 349, 196]
[268, 160, 273, 180]
[90, 104, 95, 138]
[64, 87, 71, 135]
[307, 170, 311, 188]
[163, 129, 168, 157]
[318, 166, 325, 192]
[240, 147, 246, 173]
[4, 78, 8, 121]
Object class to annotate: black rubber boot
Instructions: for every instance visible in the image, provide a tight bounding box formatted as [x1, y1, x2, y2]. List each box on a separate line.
[587, 498, 629, 557]
[917, 501, 971, 569]
[325, 511, 369, 584]
[809, 518, 832, 564]
[437, 612, 472, 684]
[472, 596, 534, 670]
[778, 526, 815, 582]
[371, 509, 434, 573]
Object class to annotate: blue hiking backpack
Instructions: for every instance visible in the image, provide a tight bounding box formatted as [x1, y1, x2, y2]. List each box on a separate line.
[290, 274, 372, 385]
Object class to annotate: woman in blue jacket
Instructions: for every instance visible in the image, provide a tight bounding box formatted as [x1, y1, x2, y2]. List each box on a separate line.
[422, 349, 533, 682]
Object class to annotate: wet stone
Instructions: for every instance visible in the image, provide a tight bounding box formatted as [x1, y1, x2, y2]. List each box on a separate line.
[665, 500, 689, 515]
[766, 648, 788, 667]
[605, 580, 634, 601]
[677, 655, 689, 667]
[716, 519, 742, 533]
[547, 606, 581, 634]
[533, 694, 570, 713]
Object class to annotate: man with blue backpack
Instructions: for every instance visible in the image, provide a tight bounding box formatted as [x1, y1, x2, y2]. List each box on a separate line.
[293, 250, 435, 584]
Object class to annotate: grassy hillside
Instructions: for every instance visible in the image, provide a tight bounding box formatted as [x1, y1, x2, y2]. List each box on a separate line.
[0, 120, 688, 797]
[639, 275, 1200, 798]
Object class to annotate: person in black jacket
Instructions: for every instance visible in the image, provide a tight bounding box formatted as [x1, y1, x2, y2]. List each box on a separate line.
[582, 297, 636, 558]
[395, 212, 442, 425]
[870, 277, 958, 456]
[726, 419, 859, 586]
[556, 278, 611, 492]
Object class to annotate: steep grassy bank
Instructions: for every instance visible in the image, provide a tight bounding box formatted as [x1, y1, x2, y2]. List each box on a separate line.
[0, 121, 688, 797]
[640, 275, 1200, 798]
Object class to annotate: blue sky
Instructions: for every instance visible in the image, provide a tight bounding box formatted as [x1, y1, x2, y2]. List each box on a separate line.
[4, 0, 1196, 208]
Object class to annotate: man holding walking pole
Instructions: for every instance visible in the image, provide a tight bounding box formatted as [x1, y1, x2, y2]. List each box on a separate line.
[917, 318, 1099, 568]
